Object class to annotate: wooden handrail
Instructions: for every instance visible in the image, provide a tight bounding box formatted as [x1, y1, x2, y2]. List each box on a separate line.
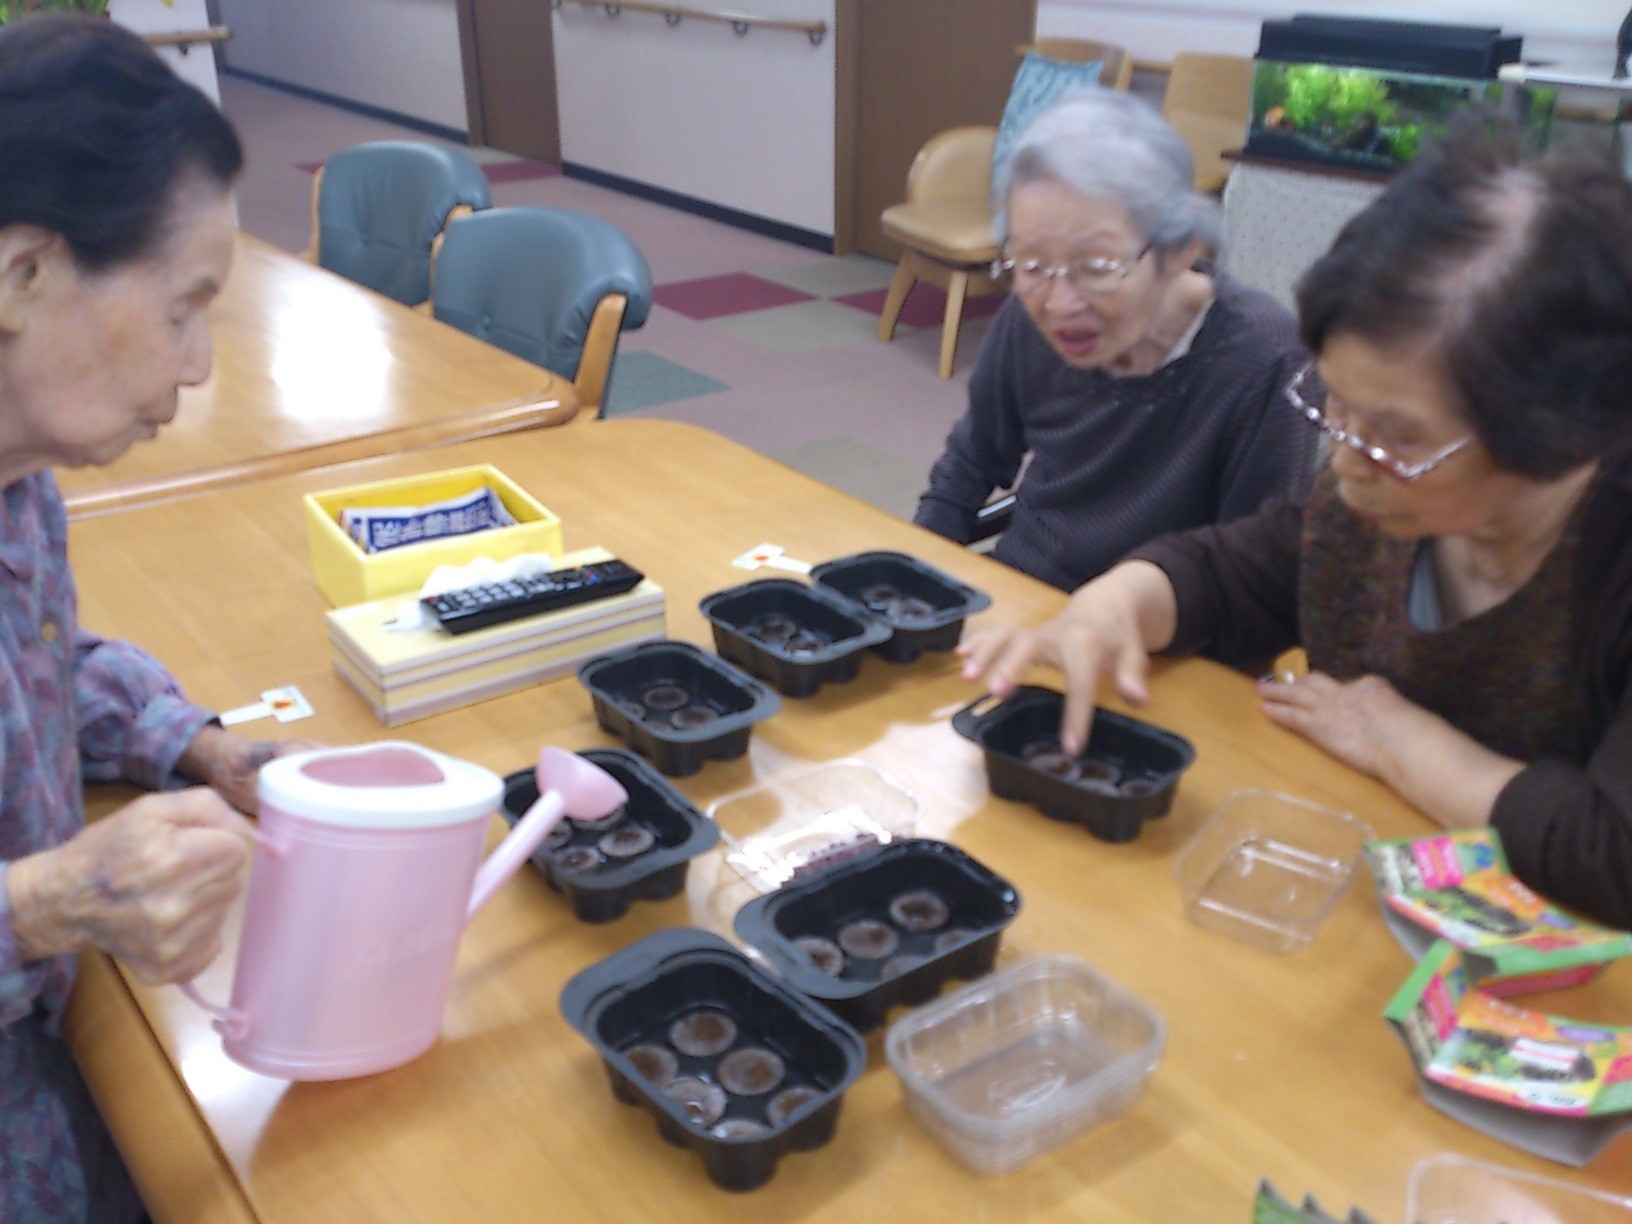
[556, 0, 826, 45]
[144, 26, 231, 52]
[64, 394, 577, 521]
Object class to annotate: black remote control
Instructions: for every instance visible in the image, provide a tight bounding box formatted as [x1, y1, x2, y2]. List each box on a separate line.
[421, 559, 646, 634]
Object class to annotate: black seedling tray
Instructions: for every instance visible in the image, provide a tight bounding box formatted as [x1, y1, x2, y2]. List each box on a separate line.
[734, 838, 1020, 1032]
[560, 928, 866, 1192]
[578, 640, 782, 777]
[809, 551, 991, 663]
[699, 578, 892, 698]
[501, 749, 720, 923]
[952, 686, 1196, 844]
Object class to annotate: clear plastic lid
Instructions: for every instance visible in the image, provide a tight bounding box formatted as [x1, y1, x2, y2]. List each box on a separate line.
[693, 760, 922, 933]
[1408, 1153, 1632, 1222]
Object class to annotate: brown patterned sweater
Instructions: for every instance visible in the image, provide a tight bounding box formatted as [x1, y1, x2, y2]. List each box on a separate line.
[1130, 452, 1632, 930]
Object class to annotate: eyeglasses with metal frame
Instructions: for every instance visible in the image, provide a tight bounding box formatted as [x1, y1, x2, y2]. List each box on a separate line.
[991, 242, 1154, 298]
[1285, 360, 1473, 481]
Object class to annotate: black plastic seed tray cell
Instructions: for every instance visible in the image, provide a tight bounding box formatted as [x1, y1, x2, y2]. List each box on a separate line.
[698, 578, 893, 698]
[734, 838, 1021, 1032]
[577, 640, 782, 777]
[809, 551, 992, 663]
[952, 686, 1196, 844]
[560, 928, 866, 1192]
[501, 749, 720, 923]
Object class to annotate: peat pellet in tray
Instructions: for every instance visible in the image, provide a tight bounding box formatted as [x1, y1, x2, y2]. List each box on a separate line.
[888, 890, 951, 932]
[669, 705, 721, 730]
[641, 683, 691, 712]
[794, 936, 845, 978]
[766, 1085, 822, 1126]
[664, 1077, 727, 1128]
[836, 919, 899, 961]
[624, 1043, 679, 1090]
[669, 1009, 738, 1058]
[717, 1047, 786, 1097]
[599, 825, 657, 860]
[556, 846, 603, 873]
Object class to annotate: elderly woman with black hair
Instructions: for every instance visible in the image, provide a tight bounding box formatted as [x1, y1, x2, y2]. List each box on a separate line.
[0, 17, 304, 1220]
[963, 123, 1632, 930]
[914, 88, 1317, 593]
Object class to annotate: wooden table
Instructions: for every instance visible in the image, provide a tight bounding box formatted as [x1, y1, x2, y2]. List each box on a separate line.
[65, 421, 1632, 1222]
[55, 234, 577, 517]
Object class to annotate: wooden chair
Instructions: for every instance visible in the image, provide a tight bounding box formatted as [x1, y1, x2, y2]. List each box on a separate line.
[428, 207, 653, 421]
[1161, 52, 1256, 195]
[303, 142, 491, 308]
[877, 40, 1131, 379]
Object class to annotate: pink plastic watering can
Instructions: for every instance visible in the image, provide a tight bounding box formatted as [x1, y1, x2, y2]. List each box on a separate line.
[181, 741, 626, 1081]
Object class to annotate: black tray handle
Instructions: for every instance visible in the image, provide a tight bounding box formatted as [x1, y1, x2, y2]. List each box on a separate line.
[950, 580, 992, 616]
[559, 927, 735, 1036]
[950, 692, 1008, 742]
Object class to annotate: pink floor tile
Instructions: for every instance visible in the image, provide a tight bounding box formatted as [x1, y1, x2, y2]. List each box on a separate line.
[837, 284, 1007, 329]
[653, 273, 816, 321]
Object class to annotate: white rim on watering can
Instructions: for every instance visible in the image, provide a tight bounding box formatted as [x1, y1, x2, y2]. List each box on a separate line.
[258, 741, 504, 828]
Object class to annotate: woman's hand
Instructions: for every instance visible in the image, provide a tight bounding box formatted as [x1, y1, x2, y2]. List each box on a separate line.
[958, 561, 1179, 755]
[178, 725, 321, 814]
[6, 789, 251, 984]
[1256, 671, 1410, 777]
[1258, 670, 1525, 830]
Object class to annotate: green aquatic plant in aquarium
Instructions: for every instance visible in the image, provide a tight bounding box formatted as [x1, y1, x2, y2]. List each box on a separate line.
[0, 0, 112, 21]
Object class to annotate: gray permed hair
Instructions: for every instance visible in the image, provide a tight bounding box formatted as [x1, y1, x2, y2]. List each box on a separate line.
[993, 86, 1224, 258]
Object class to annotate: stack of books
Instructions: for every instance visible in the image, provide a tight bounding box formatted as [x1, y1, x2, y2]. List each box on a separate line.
[327, 546, 665, 726]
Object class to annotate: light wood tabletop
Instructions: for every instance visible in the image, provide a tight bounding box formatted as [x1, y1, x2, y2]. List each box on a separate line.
[64, 420, 1632, 1222]
[55, 234, 577, 517]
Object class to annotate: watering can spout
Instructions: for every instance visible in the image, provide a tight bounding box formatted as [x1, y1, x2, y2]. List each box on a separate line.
[466, 747, 627, 920]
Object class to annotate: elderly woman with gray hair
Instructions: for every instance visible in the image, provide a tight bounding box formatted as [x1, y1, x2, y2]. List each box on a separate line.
[914, 88, 1317, 592]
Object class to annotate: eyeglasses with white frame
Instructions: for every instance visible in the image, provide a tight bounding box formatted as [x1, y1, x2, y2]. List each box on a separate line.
[1285, 361, 1474, 481]
[992, 242, 1154, 299]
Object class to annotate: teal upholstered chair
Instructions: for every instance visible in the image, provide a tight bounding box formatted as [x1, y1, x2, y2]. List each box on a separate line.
[430, 207, 654, 420]
[306, 142, 492, 307]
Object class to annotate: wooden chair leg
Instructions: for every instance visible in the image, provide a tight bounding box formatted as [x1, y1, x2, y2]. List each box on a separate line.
[939, 270, 970, 378]
[877, 257, 916, 342]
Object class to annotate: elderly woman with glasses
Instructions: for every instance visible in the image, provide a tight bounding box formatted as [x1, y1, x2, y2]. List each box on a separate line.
[913, 88, 1317, 592]
[963, 122, 1632, 929]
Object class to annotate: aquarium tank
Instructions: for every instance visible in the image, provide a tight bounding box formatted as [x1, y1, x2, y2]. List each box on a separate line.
[1245, 16, 1555, 174]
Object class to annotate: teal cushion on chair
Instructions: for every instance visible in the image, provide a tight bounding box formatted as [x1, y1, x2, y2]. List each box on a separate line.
[991, 54, 1104, 183]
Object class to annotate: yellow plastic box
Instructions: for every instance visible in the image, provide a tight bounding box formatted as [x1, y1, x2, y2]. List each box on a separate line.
[305, 464, 564, 607]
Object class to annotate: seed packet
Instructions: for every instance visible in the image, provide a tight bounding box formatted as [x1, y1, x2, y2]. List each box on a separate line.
[339, 485, 516, 554]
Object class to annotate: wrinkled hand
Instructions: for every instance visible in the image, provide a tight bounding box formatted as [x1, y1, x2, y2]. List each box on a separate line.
[7, 789, 251, 984]
[178, 725, 322, 814]
[958, 563, 1173, 755]
[1257, 671, 1410, 778]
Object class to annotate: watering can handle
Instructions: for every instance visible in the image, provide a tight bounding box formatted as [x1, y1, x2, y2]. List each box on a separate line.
[467, 790, 567, 920]
[172, 825, 284, 1041]
[178, 981, 252, 1040]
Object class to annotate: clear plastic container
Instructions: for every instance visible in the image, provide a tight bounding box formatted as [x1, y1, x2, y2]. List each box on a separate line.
[1173, 789, 1374, 954]
[1408, 1153, 1632, 1222]
[884, 955, 1164, 1176]
[699, 760, 923, 932]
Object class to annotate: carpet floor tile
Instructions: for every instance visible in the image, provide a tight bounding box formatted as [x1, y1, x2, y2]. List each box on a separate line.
[602, 350, 730, 416]
[652, 273, 816, 320]
[712, 298, 888, 354]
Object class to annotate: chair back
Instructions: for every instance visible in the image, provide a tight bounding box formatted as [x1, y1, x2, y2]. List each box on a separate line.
[431, 208, 653, 407]
[317, 142, 492, 306]
[1025, 39, 1133, 91]
[1161, 53, 1255, 193]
